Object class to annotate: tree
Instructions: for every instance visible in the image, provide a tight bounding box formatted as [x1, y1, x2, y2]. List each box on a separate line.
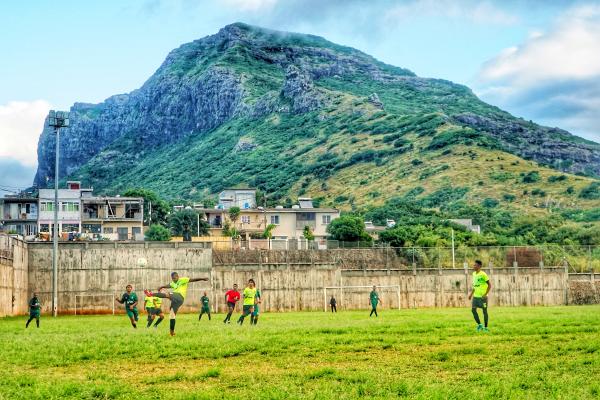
[263, 224, 276, 239]
[123, 188, 170, 226]
[303, 225, 315, 240]
[228, 206, 241, 226]
[169, 209, 209, 237]
[326, 215, 372, 242]
[145, 224, 171, 241]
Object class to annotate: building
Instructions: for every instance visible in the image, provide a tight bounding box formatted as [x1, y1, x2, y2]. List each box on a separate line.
[38, 181, 84, 237]
[450, 219, 481, 234]
[81, 194, 144, 240]
[217, 188, 257, 210]
[199, 192, 339, 240]
[0, 193, 38, 238]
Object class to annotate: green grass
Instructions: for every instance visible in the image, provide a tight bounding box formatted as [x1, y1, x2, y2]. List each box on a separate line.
[2, 307, 600, 399]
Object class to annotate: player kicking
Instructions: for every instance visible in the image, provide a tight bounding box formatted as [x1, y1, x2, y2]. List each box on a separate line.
[468, 260, 492, 332]
[237, 279, 257, 325]
[26, 292, 41, 328]
[223, 284, 241, 324]
[144, 272, 208, 336]
[115, 284, 139, 328]
[199, 291, 211, 321]
[369, 285, 382, 317]
[250, 287, 261, 325]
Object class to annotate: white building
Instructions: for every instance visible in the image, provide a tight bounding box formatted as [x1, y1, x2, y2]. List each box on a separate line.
[38, 181, 85, 236]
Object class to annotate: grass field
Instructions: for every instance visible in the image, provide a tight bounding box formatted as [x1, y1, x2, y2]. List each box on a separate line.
[1, 306, 600, 399]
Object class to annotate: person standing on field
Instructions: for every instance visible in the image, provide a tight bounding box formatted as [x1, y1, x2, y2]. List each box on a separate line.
[223, 284, 241, 324]
[144, 295, 164, 328]
[369, 285, 382, 317]
[144, 272, 208, 336]
[330, 295, 337, 313]
[237, 279, 257, 325]
[26, 293, 41, 328]
[251, 287, 261, 325]
[199, 291, 211, 321]
[468, 260, 491, 332]
[115, 284, 139, 328]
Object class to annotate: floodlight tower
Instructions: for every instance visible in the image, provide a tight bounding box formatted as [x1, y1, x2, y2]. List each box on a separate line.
[47, 110, 70, 317]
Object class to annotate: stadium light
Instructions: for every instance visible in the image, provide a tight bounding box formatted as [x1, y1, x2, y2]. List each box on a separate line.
[47, 110, 70, 317]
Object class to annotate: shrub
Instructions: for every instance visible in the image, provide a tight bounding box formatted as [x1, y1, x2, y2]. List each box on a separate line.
[522, 171, 540, 183]
[411, 159, 423, 166]
[548, 174, 567, 183]
[327, 215, 372, 242]
[503, 194, 516, 202]
[482, 198, 499, 208]
[579, 182, 600, 200]
[145, 224, 171, 241]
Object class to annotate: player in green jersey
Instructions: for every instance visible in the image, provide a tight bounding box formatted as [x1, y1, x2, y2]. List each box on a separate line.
[369, 285, 382, 317]
[199, 291, 211, 321]
[250, 287, 261, 325]
[468, 260, 492, 332]
[145, 272, 208, 336]
[115, 285, 139, 328]
[237, 279, 257, 325]
[26, 293, 41, 328]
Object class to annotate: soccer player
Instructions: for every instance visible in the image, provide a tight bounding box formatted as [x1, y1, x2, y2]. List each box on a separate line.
[144, 294, 157, 328]
[237, 279, 257, 325]
[369, 285, 382, 317]
[330, 295, 337, 313]
[115, 284, 139, 328]
[151, 296, 165, 328]
[144, 272, 208, 336]
[223, 284, 241, 324]
[468, 260, 492, 332]
[26, 293, 41, 328]
[250, 287, 261, 325]
[199, 291, 211, 321]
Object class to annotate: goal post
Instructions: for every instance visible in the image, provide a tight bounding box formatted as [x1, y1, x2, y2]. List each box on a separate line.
[323, 285, 401, 311]
[74, 292, 117, 315]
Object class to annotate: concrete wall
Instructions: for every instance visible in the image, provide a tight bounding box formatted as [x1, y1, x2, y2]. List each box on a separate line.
[0, 235, 29, 316]
[568, 273, 600, 304]
[27, 241, 211, 315]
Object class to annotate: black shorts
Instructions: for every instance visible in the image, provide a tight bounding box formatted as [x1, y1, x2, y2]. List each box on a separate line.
[170, 293, 185, 313]
[472, 297, 488, 309]
[227, 301, 236, 309]
[151, 307, 162, 315]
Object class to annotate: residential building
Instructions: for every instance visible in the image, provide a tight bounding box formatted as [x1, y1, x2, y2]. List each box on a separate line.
[0, 193, 38, 238]
[38, 181, 84, 237]
[81, 195, 144, 240]
[218, 188, 257, 210]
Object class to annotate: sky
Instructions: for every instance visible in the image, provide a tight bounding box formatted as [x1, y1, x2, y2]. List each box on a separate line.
[1, 0, 599, 191]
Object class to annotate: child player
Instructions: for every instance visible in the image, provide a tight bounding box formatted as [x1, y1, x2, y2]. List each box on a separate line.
[199, 291, 211, 321]
[223, 284, 241, 324]
[115, 284, 139, 328]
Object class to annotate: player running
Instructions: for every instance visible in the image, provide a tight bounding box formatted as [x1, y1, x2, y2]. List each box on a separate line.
[144, 295, 164, 328]
[199, 291, 211, 321]
[144, 272, 208, 336]
[237, 279, 257, 325]
[25, 293, 41, 328]
[468, 260, 492, 332]
[250, 287, 261, 325]
[223, 284, 241, 324]
[115, 285, 139, 328]
[369, 285, 382, 317]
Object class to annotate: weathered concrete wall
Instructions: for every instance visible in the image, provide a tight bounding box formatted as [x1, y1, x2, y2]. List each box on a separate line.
[27, 242, 212, 314]
[0, 236, 29, 316]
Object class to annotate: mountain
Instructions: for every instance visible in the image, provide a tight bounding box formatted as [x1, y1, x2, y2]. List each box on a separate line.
[34, 23, 599, 216]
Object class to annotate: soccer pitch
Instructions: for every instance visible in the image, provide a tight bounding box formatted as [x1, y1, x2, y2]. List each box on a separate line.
[1, 306, 599, 400]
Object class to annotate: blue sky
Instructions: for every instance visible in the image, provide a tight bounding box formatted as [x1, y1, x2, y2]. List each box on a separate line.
[1, 0, 599, 191]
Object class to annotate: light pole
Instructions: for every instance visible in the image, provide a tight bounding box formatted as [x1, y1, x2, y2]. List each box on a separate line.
[47, 110, 70, 317]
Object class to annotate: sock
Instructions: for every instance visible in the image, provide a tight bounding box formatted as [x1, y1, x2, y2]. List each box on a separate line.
[147, 317, 153, 327]
[472, 308, 481, 325]
[208, 313, 211, 321]
[199, 313, 202, 321]
[253, 317, 258, 325]
[224, 312, 232, 323]
[170, 319, 176, 331]
[482, 308, 489, 327]
[36, 318, 40, 328]
[238, 315, 245, 325]
[154, 316, 164, 327]
[250, 315, 255, 324]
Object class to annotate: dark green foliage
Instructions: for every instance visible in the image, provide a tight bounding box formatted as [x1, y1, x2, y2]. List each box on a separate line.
[419, 186, 468, 208]
[531, 188, 547, 197]
[522, 171, 541, 183]
[411, 159, 423, 166]
[169, 209, 208, 236]
[404, 187, 425, 198]
[561, 208, 600, 222]
[503, 194, 516, 202]
[327, 215, 372, 242]
[427, 128, 498, 150]
[579, 182, 600, 200]
[145, 224, 171, 241]
[482, 198, 499, 208]
[566, 186, 576, 195]
[548, 174, 567, 183]
[419, 164, 449, 180]
[122, 188, 170, 226]
[489, 171, 514, 182]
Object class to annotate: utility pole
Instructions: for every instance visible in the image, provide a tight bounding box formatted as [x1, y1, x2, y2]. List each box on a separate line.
[451, 228, 456, 269]
[47, 110, 70, 317]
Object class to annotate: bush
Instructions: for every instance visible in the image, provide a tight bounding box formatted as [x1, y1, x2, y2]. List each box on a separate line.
[531, 188, 546, 197]
[411, 159, 423, 166]
[327, 215, 372, 242]
[548, 174, 567, 183]
[145, 224, 171, 241]
[503, 194, 516, 202]
[522, 171, 540, 183]
[579, 182, 600, 200]
[482, 198, 499, 208]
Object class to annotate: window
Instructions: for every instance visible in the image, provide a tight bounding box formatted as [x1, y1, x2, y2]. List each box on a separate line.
[132, 227, 141, 239]
[103, 227, 113, 234]
[40, 202, 55, 212]
[270, 215, 280, 225]
[82, 224, 101, 234]
[40, 224, 50, 233]
[117, 227, 128, 240]
[322, 215, 331, 224]
[61, 202, 79, 212]
[62, 224, 79, 233]
[241, 215, 251, 224]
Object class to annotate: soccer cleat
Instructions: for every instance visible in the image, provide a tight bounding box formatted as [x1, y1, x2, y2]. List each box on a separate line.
[144, 289, 154, 297]
[483, 327, 490, 333]
[169, 330, 176, 336]
[476, 324, 483, 332]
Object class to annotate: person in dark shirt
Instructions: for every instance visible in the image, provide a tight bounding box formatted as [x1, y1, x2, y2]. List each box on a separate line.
[26, 293, 41, 328]
[115, 284, 139, 328]
[199, 291, 211, 321]
[330, 296, 337, 313]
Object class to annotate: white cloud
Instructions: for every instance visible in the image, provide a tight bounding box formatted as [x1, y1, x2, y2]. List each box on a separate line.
[222, 0, 278, 12]
[476, 4, 600, 143]
[0, 100, 50, 167]
[386, 0, 519, 25]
